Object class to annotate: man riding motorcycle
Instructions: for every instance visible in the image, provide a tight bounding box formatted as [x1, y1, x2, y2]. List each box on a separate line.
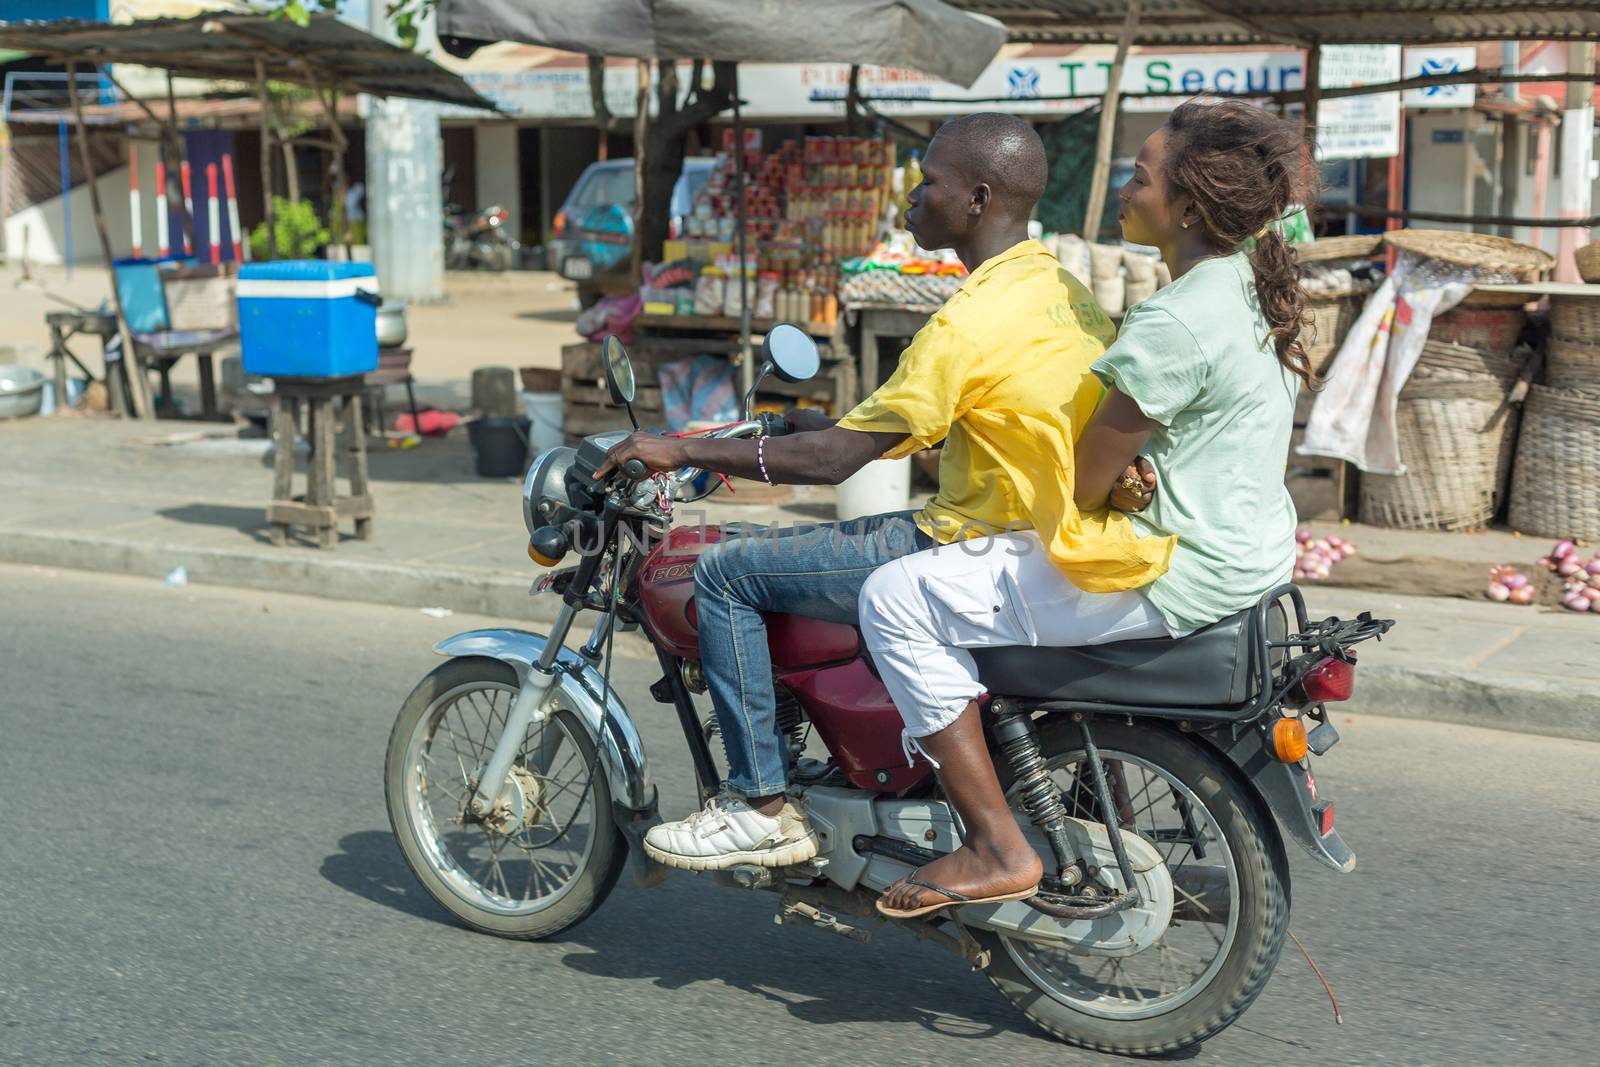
[597, 112, 1165, 871]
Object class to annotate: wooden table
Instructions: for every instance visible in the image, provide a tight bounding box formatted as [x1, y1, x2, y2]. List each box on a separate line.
[267, 376, 373, 548]
[848, 303, 937, 398]
[45, 308, 124, 413]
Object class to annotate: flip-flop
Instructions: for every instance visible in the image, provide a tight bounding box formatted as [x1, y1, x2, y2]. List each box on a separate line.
[875, 868, 1039, 920]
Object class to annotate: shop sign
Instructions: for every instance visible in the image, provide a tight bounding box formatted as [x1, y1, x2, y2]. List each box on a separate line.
[1316, 45, 1402, 159]
[1403, 47, 1477, 109]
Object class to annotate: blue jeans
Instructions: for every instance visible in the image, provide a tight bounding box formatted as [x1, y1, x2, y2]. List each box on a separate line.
[693, 511, 935, 798]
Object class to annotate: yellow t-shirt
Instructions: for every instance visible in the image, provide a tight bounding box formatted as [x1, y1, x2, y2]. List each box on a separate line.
[835, 240, 1175, 593]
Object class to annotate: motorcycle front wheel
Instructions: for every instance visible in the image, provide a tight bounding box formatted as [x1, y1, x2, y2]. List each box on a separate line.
[384, 656, 626, 939]
[979, 719, 1289, 1056]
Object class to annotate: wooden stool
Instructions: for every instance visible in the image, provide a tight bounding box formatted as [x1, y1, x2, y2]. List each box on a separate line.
[268, 376, 374, 548]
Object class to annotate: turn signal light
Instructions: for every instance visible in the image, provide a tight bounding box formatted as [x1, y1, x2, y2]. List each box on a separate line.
[1271, 717, 1309, 763]
[1301, 656, 1355, 703]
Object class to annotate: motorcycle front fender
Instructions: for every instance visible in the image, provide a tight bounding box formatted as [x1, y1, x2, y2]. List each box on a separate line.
[432, 628, 657, 817]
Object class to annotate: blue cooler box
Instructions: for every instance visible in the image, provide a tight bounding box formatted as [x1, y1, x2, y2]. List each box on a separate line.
[238, 261, 379, 378]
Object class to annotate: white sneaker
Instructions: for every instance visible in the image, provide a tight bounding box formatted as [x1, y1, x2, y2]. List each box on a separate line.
[643, 794, 820, 871]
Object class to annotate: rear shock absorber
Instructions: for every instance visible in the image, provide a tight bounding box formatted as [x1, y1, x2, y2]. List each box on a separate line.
[990, 700, 1080, 881]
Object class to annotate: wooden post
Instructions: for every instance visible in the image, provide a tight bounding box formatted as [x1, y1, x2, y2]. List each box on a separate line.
[165, 72, 195, 258]
[255, 58, 277, 259]
[1082, 0, 1141, 240]
[732, 64, 753, 396]
[630, 58, 649, 283]
[67, 63, 151, 419]
[1302, 41, 1322, 148]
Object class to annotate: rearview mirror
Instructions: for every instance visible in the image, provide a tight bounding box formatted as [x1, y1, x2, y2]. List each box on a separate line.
[764, 323, 820, 383]
[602, 334, 636, 405]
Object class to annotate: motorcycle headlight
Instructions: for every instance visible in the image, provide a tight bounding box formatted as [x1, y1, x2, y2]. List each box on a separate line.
[523, 446, 578, 535]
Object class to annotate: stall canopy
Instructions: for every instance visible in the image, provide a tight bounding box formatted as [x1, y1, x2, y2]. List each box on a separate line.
[942, 0, 1600, 47]
[0, 13, 495, 110]
[437, 0, 1007, 88]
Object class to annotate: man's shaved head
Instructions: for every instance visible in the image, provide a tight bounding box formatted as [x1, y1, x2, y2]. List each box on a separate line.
[930, 112, 1048, 219]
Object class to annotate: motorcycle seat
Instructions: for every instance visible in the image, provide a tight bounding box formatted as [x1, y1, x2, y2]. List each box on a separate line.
[971, 605, 1273, 709]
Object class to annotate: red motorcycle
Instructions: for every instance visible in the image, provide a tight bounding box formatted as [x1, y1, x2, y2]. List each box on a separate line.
[385, 328, 1393, 1054]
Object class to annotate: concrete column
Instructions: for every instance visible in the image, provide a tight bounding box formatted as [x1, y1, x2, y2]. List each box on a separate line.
[364, 0, 445, 303]
[474, 122, 519, 238]
[1555, 41, 1595, 282]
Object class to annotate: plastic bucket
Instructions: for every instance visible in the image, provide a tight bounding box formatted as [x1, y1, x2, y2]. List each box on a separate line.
[521, 391, 565, 454]
[467, 416, 529, 478]
[836, 457, 911, 521]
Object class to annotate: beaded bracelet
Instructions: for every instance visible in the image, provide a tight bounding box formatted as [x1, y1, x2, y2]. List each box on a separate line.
[757, 436, 774, 486]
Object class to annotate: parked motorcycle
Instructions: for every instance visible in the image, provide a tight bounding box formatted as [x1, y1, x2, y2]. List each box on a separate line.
[385, 327, 1393, 1054]
[444, 203, 519, 271]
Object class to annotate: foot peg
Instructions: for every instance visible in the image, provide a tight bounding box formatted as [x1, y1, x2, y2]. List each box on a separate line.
[776, 901, 871, 943]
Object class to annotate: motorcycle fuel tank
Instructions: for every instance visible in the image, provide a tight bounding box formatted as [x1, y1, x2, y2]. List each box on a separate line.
[637, 525, 862, 667]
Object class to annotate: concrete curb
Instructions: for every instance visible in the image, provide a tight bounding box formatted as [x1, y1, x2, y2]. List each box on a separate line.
[1348, 663, 1600, 744]
[4, 530, 1594, 744]
[0, 530, 565, 625]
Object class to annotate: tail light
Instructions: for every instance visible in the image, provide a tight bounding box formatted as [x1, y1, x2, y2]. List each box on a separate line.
[1301, 656, 1355, 703]
[553, 210, 568, 237]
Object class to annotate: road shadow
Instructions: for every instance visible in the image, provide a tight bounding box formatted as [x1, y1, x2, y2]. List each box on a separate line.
[319, 829, 454, 924]
[156, 504, 276, 546]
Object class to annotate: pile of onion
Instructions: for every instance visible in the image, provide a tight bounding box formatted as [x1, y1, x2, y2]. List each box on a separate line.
[1535, 540, 1600, 612]
[1486, 564, 1536, 604]
[1293, 529, 1357, 582]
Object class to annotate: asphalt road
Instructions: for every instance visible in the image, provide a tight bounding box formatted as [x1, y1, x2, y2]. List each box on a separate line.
[2, 564, 1596, 1066]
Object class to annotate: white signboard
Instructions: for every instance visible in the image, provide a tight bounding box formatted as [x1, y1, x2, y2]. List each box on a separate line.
[1403, 46, 1477, 109]
[1316, 45, 1402, 159]
[446, 52, 1308, 121]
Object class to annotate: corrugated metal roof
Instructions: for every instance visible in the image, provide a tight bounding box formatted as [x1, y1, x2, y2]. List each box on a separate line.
[949, 1, 1600, 46]
[0, 13, 496, 110]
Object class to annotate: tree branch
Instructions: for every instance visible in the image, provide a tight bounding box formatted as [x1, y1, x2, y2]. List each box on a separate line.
[587, 54, 629, 134]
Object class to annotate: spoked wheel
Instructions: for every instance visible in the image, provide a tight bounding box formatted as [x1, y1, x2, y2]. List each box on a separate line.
[384, 657, 626, 939]
[979, 720, 1288, 1056]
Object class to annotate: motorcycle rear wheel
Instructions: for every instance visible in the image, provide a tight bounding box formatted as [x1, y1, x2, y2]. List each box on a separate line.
[384, 656, 626, 939]
[978, 719, 1288, 1056]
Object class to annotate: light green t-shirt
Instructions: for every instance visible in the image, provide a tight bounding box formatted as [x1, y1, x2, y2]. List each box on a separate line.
[1090, 252, 1300, 633]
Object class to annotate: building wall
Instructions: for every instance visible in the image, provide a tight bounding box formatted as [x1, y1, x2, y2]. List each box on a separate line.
[4, 163, 135, 266]
[474, 123, 519, 238]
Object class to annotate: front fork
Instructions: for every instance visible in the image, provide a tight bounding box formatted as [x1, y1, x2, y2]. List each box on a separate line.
[468, 599, 616, 819]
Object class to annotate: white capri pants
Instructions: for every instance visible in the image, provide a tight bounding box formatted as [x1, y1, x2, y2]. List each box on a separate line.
[857, 531, 1180, 754]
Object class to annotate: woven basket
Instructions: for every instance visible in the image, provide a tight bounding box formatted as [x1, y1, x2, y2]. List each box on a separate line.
[1416, 338, 1525, 382]
[1382, 229, 1554, 277]
[1458, 288, 1534, 310]
[1550, 296, 1600, 344]
[1360, 374, 1520, 530]
[1294, 234, 1382, 263]
[1430, 306, 1525, 353]
[1303, 291, 1365, 375]
[1508, 386, 1600, 539]
[1546, 338, 1600, 394]
[1577, 242, 1600, 284]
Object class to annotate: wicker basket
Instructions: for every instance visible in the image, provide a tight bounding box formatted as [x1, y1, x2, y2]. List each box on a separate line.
[1550, 296, 1600, 344]
[1294, 234, 1382, 264]
[1382, 229, 1554, 277]
[1430, 306, 1526, 353]
[1546, 338, 1600, 394]
[1508, 386, 1600, 539]
[1360, 374, 1520, 530]
[1416, 339, 1525, 383]
[1303, 291, 1366, 375]
[1458, 288, 1534, 310]
[1577, 242, 1600, 285]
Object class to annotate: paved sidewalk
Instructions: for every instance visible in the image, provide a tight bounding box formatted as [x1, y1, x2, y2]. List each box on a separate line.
[3, 416, 1596, 742]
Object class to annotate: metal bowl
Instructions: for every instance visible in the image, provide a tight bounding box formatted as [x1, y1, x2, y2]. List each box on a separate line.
[377, 301, 408, 348]
[0, 364, 46, 419]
